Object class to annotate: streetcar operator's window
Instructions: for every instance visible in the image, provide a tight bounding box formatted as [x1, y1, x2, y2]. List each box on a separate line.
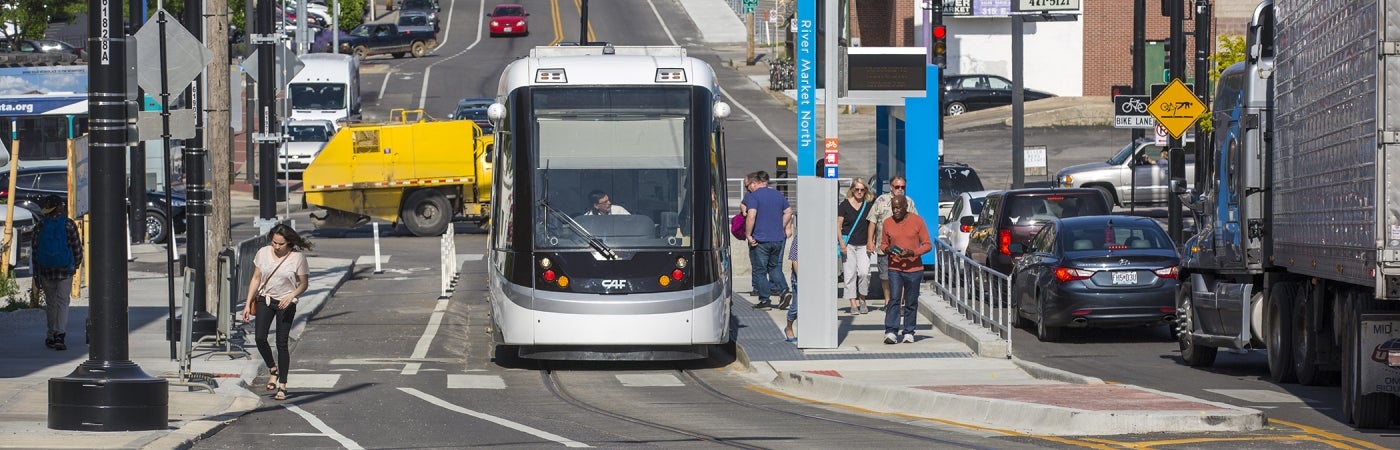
[531, 87, 695, 249]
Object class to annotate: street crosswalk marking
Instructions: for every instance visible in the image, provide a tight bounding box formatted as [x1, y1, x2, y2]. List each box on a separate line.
[1205, 389, 1310, 403]
[290, 374, 342, 389]
[615, 374, 684, 387]
[447, 374, 507, 389]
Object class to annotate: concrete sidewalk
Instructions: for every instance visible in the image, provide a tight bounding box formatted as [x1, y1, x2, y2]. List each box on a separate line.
[0, 243, 353, 449]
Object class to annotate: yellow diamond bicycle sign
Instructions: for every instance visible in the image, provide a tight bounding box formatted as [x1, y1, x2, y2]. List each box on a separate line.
[1148, 78, 1208, 139]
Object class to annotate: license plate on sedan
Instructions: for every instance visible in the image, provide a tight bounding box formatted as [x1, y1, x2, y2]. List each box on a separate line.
[1112, 271, 1138, 285]
[504, 27, 513, 32]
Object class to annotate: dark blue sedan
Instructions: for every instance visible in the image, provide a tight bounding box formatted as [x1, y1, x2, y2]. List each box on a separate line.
[1008, 215, 1179, 342]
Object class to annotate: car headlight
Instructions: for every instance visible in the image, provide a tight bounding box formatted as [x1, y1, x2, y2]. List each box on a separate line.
[491, 20, 499, 26]
[516, 20, 525, 27]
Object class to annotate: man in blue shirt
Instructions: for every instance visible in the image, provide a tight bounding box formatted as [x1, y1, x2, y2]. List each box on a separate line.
[743, 171, 793, 309]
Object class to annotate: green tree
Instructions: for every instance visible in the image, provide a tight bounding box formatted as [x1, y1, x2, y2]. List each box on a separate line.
[0, 0, 85, 39]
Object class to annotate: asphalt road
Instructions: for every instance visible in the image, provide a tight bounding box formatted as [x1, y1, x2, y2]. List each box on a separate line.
[191, 0, 1399, 447]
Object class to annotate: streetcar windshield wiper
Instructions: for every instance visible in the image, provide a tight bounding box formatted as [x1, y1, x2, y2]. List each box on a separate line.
[538, 162, 616, 259]
[541, 201, 617, 259]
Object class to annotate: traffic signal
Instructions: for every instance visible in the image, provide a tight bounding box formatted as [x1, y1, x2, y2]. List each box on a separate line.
[932, 25, 947, 67]
[1162, 37, 1172, 79]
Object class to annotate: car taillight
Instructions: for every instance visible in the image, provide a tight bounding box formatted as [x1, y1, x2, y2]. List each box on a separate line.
[960, 223, 972, 233]
[1054, 267, 1094, 282]
[999, 229, 1011, 255]
[1153, 266, 1179, 279]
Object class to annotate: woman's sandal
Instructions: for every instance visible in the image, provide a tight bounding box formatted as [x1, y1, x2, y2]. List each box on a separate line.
[265, 367, 279, 391]
[274, 387, 289, 401]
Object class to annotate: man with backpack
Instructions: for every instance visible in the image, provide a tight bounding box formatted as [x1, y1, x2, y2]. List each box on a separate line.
[32, 195, 82, 351]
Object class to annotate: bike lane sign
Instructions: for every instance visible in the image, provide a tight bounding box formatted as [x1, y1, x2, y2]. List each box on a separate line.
[1113, 95, 1154, 129]
[1148, 78, 1208, 138]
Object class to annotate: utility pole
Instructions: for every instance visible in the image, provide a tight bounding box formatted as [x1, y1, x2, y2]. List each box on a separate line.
[49, 0, 168, 431]
[746, 7, 755, 65]
[206, 0, 232, 308]
[579, 0, 589, 45]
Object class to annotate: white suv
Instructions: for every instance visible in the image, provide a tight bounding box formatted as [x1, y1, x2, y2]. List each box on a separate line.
[279, 119, 336, 174]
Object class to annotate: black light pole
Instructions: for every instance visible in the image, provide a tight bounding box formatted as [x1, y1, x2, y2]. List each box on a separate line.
[258, 0, 280, 224]
[579, 0, 589, 45]
[1166, 0, 1186, 244]
[1131, 0, 1145, 142]
[49, 0, 168, 431]
[180, 0, 215, 338]
[1192, 0, 1212, 189]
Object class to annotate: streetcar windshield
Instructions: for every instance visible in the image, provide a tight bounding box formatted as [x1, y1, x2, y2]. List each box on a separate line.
[531, 87, 695, 250]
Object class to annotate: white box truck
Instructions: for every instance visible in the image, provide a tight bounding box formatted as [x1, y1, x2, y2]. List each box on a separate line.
[287, 54, 361, 128]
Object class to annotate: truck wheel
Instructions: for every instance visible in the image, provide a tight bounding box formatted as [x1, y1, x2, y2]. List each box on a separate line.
[353, 46, 369, 60]
[1267, 281, 1298, 383]
[1177, 282, 1218, 366]
[1342, 290, 1393, 428]
[1292, 284, 1322, 386]
[1092, 186, 1117, 207]
[145, 209, 170, 244]
[402, 189, 451, 237]
[411, 41, 427, 58]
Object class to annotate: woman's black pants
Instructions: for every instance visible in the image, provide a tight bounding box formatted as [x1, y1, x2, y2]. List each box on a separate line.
[255, 298, 296, 385]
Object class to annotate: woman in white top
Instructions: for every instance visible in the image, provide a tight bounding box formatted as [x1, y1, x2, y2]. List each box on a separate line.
[241, 224, 313, 401]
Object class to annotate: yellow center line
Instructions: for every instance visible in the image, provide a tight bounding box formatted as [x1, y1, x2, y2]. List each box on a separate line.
[548, 0, 564, 46]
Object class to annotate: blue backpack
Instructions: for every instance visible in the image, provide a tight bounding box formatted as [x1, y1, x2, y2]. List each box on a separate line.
[35, 217, 74, 273]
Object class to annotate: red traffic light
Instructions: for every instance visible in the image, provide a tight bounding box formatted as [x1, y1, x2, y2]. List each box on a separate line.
[933, 25, 947, 40]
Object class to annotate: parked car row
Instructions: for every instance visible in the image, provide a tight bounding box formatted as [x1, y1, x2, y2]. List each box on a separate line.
[0, 166, 186, 243]
[932, 163, 1181, 344]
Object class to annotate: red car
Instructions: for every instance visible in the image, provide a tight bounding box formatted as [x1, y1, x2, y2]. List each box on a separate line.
[488, 4, 529, 37]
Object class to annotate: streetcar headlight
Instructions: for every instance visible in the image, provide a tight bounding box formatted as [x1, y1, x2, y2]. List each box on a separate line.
[675, 257, 687, 269]
[713, 102, 731, 120]
[539, 257, 551, 269]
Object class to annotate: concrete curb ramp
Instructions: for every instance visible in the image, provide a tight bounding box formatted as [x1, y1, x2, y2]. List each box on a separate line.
[767, 370, 1265, 436]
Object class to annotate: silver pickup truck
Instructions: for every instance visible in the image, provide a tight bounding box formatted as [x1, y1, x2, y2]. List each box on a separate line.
[1055, 137, 1195, 207]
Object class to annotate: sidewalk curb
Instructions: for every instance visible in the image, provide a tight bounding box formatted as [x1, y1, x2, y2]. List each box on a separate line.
[768, 370, 1265, 436]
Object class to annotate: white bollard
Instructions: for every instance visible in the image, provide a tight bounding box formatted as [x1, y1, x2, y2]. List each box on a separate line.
[372, 222, 384, 274]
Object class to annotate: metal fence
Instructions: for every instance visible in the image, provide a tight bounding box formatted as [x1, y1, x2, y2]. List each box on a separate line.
[929, 240, 1014, 354]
